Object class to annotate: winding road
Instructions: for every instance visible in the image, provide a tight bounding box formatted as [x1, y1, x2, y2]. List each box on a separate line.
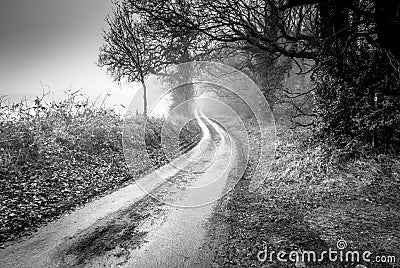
[0, 111, 240, 267]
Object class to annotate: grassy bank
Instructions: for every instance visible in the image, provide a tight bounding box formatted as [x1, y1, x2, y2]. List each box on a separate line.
[0, 94, 200, 245]
[212, 124, 400, 267]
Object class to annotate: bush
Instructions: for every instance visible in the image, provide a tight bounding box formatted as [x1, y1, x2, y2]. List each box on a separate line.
[314, 49, 400, 156]
[0, 92, 200, 244]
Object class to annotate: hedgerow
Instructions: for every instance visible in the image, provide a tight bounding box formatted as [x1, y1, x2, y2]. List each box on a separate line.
[0, 92, 200, 245]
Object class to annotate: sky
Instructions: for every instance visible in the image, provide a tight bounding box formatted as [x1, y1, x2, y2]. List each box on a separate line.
[0, 0, 138, 112]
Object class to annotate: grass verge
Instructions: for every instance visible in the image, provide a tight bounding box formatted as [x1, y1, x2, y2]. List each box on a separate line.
[211, 124, 400, 268]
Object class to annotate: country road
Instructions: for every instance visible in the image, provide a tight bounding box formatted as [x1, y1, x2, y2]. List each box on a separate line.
[0, 111, 240, 268]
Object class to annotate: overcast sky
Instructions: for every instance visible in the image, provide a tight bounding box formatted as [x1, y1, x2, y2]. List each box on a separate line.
[0, 0, 137, 110]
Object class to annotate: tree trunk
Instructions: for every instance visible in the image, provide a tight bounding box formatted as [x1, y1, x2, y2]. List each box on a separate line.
[141, 80, 148, 116]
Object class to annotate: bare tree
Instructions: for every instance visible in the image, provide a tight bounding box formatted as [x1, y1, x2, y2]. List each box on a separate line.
[128, 0, 400, 151]
[98, 3, 160, 116]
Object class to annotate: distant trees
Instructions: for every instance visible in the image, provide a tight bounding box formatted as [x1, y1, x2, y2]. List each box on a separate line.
[130, 0, 296, 110]
[100, 0, 290, 117]
[99, 1, 223, 116]
[100, 0, 400, 153]
[128, 0, 400, 153]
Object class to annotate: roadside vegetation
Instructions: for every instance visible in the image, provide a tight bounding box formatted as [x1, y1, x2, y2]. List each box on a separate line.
[211, 121, 400, 267]
[0, 92, 200, 245]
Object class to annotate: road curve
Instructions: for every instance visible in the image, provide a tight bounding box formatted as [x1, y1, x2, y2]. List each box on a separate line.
[0, 111, 239, 268]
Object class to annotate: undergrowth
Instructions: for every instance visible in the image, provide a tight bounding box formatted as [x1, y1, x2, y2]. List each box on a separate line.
[213, 124, 400, 267]
[0, 92, 200, 245]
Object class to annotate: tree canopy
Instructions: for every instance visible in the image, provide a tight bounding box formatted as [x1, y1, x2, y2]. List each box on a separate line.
[100, 0, 400, 154]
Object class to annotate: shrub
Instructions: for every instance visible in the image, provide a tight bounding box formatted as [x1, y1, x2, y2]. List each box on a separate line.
[314, 49, 400, 156]
[0, 92, 200, 244]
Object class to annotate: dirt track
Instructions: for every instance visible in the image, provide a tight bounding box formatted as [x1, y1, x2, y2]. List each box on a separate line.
[0, 111, 240, 268]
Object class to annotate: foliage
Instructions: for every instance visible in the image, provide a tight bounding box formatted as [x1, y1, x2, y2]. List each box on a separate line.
[0, 93, 200, 245]
[314, 48, 400, 155]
